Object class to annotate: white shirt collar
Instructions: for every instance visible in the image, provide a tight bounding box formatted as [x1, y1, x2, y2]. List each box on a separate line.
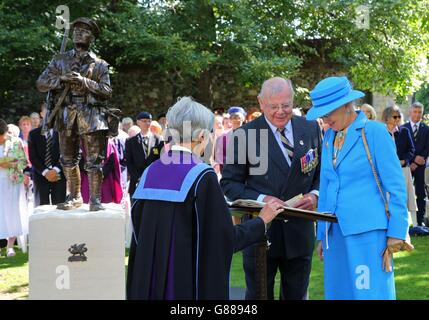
[410, 120, 421, 128]
[264, 115, 293, 134]
[171, 145, 193, 153]
[140, 131, 152, 139]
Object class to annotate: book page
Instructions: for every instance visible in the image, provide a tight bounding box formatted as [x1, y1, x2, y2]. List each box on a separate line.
[229, 194, 304, 209]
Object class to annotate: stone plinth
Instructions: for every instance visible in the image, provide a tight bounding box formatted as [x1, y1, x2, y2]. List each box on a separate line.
[29, 204, 125, 300]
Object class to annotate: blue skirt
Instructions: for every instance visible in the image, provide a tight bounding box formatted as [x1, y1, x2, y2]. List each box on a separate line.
[323, 223, 396, 300]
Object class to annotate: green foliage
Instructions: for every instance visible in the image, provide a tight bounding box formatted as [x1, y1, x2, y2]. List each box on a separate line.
[1, 0, 429, 120]
[415, 83, 429, 112]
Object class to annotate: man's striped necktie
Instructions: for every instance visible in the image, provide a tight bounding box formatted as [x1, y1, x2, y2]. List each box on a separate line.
[413, 124, 419, 140]
[45, 131, 53, 168]
[278, 128, 294, 159]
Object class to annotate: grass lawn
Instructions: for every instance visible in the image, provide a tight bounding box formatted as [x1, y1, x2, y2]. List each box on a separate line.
[1, 236, 429, 300]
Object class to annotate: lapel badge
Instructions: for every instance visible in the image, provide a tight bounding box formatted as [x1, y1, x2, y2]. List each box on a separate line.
[299, 140, 304, 145]
[153, 148, 159, 155]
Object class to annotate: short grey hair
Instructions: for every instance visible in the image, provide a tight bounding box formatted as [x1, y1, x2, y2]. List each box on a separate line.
[381, 105, 401, 123]
[411, 101, 424, 111]
[122, 117, 133, 125]
[258, 77, 295, 99]
[166, 96, 214, 143]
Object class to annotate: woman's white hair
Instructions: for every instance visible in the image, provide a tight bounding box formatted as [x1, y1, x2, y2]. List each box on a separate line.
[166, 96, 214, 143]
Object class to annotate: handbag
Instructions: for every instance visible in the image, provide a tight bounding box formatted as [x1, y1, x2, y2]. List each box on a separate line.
[361, 126, 414, 253]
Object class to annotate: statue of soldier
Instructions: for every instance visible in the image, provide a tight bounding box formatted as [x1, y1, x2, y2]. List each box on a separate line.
[36, 17, 112, 211]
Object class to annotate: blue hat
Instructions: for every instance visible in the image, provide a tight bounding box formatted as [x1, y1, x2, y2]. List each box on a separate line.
[136, 111, 152, 120]
[228, 106, 246, 117]
[306, 76, 365, 121]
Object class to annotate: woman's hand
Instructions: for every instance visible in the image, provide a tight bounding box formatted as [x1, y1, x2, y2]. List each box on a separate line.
[24, 175, 30, 188]
[317, 241, 324, 262]
[258, 200, 285, 225]
[382, 237, 414, 272]
[387, 236, 414, 253]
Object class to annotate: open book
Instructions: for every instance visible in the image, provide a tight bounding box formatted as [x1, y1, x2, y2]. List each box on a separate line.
[227, 194, 304, 209]
[227, 194, 337, 223]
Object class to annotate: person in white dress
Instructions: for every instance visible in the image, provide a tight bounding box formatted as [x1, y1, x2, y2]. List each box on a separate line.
[0, 119, 29, 257]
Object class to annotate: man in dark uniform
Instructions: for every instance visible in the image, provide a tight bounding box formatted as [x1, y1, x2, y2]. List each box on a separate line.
[221, 77, 321, 300]
[403, 102, 429, 226]
[36, 17, 112, 211]
[125, 112, 164, 197]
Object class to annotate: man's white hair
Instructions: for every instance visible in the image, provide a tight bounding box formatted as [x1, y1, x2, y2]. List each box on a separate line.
[166, 96, 214, 143]
[258, 77, 295, 99]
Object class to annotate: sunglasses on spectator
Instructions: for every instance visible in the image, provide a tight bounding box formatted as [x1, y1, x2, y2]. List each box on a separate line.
[392, 115, 401, 119]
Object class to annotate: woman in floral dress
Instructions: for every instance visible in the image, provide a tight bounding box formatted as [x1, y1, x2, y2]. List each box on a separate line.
[0, 119, 29, 257]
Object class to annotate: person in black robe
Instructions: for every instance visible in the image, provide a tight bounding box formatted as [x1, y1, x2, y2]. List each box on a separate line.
[126, 97, 283, 300]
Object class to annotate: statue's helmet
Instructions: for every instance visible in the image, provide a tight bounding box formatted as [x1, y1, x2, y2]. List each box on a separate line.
[70, 17, 101, 39]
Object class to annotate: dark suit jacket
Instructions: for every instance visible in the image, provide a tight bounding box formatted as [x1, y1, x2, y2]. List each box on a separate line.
[393, 126, 415, 165]
[125, 133, 164, 195]
[220, 115, 321, 259]
[403, 122, 429, 165]
[28, 127, 64, 182]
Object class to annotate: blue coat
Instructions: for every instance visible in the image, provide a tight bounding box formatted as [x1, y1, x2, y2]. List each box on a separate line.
[317, 111, 409, 241]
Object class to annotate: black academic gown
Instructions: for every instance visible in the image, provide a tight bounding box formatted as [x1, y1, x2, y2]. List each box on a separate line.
[126, 151, 265, 300]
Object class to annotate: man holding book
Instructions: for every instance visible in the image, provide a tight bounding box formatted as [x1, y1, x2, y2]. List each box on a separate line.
[221, 77, 322, 300]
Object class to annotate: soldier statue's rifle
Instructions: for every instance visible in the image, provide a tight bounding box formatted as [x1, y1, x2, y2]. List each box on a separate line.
[41, 19, 70, 134]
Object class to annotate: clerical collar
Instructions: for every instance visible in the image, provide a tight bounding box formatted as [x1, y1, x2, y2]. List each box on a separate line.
[171, 145, 193, 154]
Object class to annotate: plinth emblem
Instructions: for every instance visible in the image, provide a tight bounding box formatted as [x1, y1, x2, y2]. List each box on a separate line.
[68, 243, 88, 262]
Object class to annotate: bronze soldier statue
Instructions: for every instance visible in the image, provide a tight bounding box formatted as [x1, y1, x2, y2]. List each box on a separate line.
[36, 17, 112, 211]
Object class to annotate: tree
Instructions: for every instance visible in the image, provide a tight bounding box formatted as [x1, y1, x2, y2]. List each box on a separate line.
[1, 0, 428, 120]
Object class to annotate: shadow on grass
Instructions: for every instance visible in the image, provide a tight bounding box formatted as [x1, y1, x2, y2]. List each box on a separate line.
[4, 283, 28, 294]
[0, 249, 28, 269]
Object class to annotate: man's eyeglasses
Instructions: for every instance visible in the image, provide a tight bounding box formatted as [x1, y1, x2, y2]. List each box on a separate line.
[392, 115, 401, 119]
[267, 104, 293, 112]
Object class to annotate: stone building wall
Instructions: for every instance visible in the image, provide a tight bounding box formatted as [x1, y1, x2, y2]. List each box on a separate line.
[372, 93, 413, 122]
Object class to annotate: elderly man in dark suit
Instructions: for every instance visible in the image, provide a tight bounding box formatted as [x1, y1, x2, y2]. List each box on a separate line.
[221, 77, 321, 300]
[28, 126, 66, 206]
[403, 102, 429, 227]
[125, 112, 164, 197]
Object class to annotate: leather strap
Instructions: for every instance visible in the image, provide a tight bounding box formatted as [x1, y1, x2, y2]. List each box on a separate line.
[361, 127, 390, 219]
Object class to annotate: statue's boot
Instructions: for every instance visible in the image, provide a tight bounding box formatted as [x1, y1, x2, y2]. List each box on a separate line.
[89, 170, 105, 211]
[57, 166, 83, 210]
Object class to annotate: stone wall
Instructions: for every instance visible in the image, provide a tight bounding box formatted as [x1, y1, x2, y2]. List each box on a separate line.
[372, 93, 413, 122]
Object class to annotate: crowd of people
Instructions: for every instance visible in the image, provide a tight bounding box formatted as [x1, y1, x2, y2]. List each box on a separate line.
[1, 75, 429, 300]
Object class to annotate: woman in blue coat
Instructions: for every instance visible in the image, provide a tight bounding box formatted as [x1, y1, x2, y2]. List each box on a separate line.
[306, 76, 412, 300]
